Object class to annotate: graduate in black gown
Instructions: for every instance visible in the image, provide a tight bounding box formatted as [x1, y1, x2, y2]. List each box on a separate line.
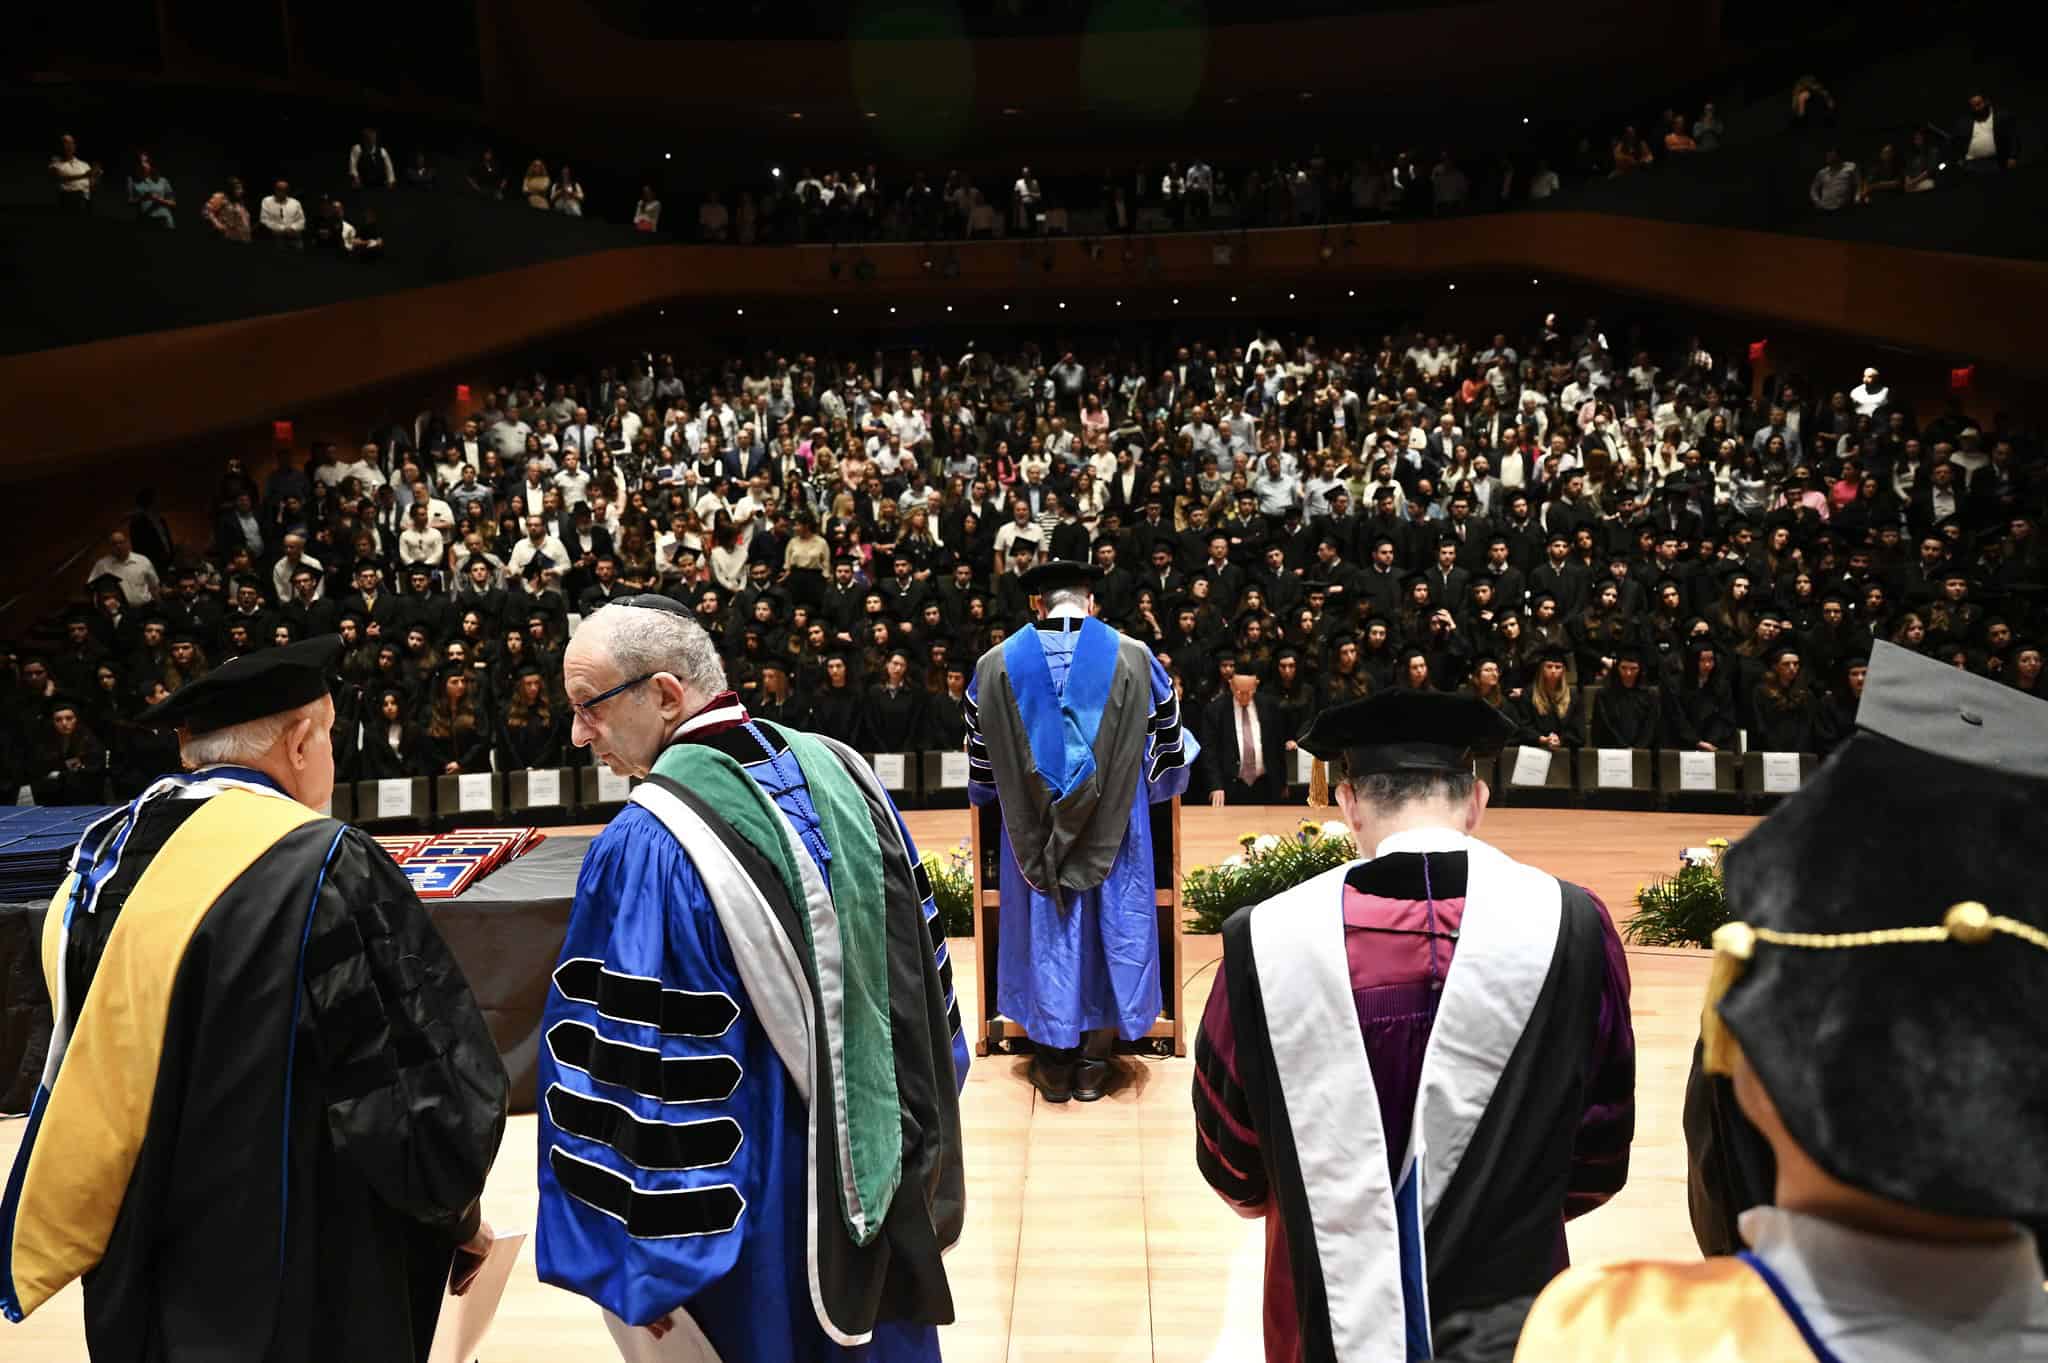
[0, 637, 507, 1361]
[807, 652, 865, 748]
[495, 661, 567, 769]
[1587, 643, 1661, 749]
[863, 647, 926, 751]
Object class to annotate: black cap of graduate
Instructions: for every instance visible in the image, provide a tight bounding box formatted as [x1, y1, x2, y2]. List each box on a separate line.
[1019, 558, 1101, 596]
[1297, 688, 1518, 776]
[1704, 641, 2048, 1221]
[138, 634, 343, 735]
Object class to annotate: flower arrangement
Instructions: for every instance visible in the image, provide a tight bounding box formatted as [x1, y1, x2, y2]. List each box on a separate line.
[1184, 820, 1360, 934]
[1623, 837, 1732, 949]
[922, 842, 977, 940]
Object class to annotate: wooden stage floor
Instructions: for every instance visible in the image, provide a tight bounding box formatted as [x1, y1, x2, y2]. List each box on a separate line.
[2, 805, 1756, 1362]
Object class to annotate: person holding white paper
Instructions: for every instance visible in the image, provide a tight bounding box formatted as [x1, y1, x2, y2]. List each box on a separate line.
[1193, 689, 1635, 1362]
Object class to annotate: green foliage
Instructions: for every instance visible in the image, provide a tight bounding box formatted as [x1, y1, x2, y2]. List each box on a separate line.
[1623, 851, 1731, 949]
[1183, 822, 1359, 934]
[922, 846, 977, 940]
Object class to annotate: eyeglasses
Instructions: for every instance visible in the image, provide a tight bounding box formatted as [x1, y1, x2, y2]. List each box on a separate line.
[569, 672, 656, 722]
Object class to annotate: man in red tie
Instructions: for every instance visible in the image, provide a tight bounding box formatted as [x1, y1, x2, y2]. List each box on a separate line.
[1204, 664, 1288, 805]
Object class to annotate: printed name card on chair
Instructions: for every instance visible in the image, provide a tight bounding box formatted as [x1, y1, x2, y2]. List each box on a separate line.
[1678, 751, 1717, 791]
[1510, 745, 1554, 787]
[596, 767, 632, 802]
[377, 779, 413, 819]
[1595, 749, 1634, 789]
[1293, 747, 1316, 784]
[457, 773, 494, 812]
[527, 768, 563, 807]
[939, 751, 970, 789]
[1761, 752, 1802, 794]
[872, 753, 907, 788]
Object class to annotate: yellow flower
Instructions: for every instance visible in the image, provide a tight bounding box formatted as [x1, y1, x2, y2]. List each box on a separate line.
[1239, 832, 1259, 848]
[1707, 837, 1729, 849]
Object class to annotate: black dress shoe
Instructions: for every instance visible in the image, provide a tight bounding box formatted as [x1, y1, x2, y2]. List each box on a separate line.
[1029, 1050, 1075, 1103]
[1072, 1057, 1111, 1102]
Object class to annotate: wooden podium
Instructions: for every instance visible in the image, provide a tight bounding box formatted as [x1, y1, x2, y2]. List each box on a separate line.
[966, 796, 1186, 1058]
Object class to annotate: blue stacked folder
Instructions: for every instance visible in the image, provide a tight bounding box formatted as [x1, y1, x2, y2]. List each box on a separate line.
[0, 806, 120, 903]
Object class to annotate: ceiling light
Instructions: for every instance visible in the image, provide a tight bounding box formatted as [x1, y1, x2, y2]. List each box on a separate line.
[1172, 297, 1180, 305]
[1288, 292, 1296, 300]
[1229, 294, 1237, 302]
[1347, 289, 1356, 297]
[664, 151, 672, 160]
[771, 167, 782, 178]
[946, 305, 953, 312]
[735, 307, 744, 316]
[832, 307, 840, 315]
[1003, 303, 1011, 310]
[789, 112, 803, 120]
[1448, 283, 1457, 291]
[1522, 116, 1530, 125]
[1058, 301, 1066, 309]
[889, 306, 897, 314]
[1115, 300, 1122, 307]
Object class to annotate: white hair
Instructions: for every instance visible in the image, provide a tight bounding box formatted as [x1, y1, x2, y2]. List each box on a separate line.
[589, 603, 728, 700]
[1043, 585, 1093, 615]
[179, 697, 325, 768]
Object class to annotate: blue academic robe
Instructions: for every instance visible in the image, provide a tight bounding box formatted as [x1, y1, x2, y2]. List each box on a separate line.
[537, 726, 966, 1362]
[967, 622, 1197, 1048]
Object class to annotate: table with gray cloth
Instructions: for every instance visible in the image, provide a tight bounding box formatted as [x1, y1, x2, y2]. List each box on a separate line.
[0, 833, 593, 1118]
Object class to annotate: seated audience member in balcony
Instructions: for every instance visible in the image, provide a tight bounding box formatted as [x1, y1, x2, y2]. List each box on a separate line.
[699, 190, 730, 242]
[1956, 92, 2021, 174]
[1663, 113, 1698, 156]
[258, 179, 304, 246]
[1790, 75, 1836, 129]
[1808, 148, 1861, 213]
[349, 126, 396, 190]
[1589, 643, 1659, 750]
[633, 184, 662, 232]
[1859, 143, 1907, 200]
[522, 160, 552, 209]
[552, 165, 585, 217]
[1692, 102, 1724, 151]
[1900, 128, 1939, 191]
[1527, 645, 2048, 1361]
[1527, 159, 1560, 199]
[126, 152, 176, 229]
[1610, 126, 1655, 176]
[50, 132, 99, 212]
[201, 178, 252, 241]
[468, 147, 506, 198]
[404, 149, 437, 190]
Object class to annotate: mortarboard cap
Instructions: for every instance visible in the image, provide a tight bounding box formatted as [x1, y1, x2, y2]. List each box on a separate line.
[138, 634, 342, 736]
[88, 573, 124, 598]
[1298, 688, 1518, 775]
[1019, 559, 1101, 596]
[1703, 642, 2048, 1220]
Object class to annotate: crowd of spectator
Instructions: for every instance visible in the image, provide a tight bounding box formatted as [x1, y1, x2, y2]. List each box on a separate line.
[5, 310, 2042, 806]
[1809, 92, 2029, 213]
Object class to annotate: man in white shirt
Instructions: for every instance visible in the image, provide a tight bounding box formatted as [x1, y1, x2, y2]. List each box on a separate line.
[314, 442, 387, 493]
[259, 179, 305, 246]
[553, 451, 592, 507]
[1850, 367, 1891, 418]
[397, 504, 445, 570]
[84, 530, 158, 606]
[405, 479, 455, 532]
[516, 461, 551, 517]
[270, 532, 323, 603]
[506, 516, 568, 580]
[50, 133, 97, 212]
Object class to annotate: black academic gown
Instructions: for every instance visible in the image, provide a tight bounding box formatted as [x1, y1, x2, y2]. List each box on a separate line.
[1, 787, 507, 1362]
[1588, 681, 1660, 750]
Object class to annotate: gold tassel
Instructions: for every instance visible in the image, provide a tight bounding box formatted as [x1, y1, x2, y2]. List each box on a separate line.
[1700, 921, 1756, 1076]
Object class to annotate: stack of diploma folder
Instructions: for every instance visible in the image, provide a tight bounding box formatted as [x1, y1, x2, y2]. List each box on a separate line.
[373, 827, 542, 899]
[0, 805, 120, 902]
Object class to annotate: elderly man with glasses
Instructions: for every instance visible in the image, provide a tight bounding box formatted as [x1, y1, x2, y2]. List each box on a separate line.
[536, 595, 970, 1362]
